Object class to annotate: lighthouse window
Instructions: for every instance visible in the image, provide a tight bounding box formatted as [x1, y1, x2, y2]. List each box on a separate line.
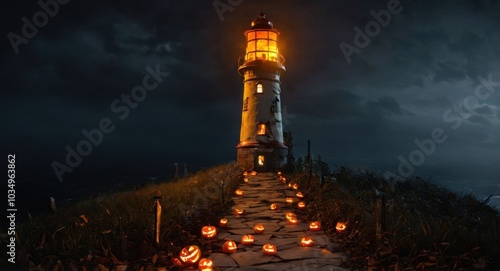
[258, 155, 265, 166]
[256, 83, 263, 93]
[257, 123, 266, 135]
[247, 31, 255, 40]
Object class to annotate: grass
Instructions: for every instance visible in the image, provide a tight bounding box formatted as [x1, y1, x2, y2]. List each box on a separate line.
[290, 167, 500, 271]
[4, 162, 242, 270]
[6, 162, 499, 270]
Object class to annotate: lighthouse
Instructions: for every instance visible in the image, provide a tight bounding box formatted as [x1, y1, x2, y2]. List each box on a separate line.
[236, 12, 287, 171]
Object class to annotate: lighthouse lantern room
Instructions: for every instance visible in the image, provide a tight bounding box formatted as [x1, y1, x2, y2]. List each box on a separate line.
[236, 12, 287, 171]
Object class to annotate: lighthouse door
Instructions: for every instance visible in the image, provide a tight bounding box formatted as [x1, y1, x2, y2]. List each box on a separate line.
[255, 153, 266, 171]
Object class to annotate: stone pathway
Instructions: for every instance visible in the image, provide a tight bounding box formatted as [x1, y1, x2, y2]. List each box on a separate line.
[208, 172, 350, 271]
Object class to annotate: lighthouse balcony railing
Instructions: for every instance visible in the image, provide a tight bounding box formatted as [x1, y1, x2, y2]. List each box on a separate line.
[238, 55, 285, 68]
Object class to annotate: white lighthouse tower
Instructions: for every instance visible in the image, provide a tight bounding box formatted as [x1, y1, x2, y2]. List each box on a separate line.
[236, 12, 287, 171]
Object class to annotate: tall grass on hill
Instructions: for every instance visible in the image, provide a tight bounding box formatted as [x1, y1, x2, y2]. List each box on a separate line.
[5, 163, 242, 270]
[292, 167, 500, 270]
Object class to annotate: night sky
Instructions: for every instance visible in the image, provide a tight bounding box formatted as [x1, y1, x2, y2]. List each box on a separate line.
[2, 0, 500, 211]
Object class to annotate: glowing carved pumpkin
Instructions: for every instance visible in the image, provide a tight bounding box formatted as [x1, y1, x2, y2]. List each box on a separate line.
[222, 240, 237, 254]
[244, 177, 249, 183]
[254, 224, 265, 234]
[262, 244, 277, 255]
[219, 218, 228, 227]
[285, 197, 293, 204]
[201, 226, 217, 239]
[288, 183, 292, 187]
[179, 245, 201, 266]
[285, 212, 295, 220]
[270, 203, 280, 210]
[292, 183, 298, 190]
[277, 171, 282, 176]
[234, 208, 245, 215]
[235, 189, 244, 196]
[287, 216, 299, 225]
[297, 201, 306, 209]
[296, 192, 304, 198]
[243, 171, 248, 176]
[336, 222, 347, 232]
[241, 234, 254, 245]
[250, 171, 257, 176]
[300, 237, 314, 247]
[308, 221, 321, 231]
[198, 258, 213, 271]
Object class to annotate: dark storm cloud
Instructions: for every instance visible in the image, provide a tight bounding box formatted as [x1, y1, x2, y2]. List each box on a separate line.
[2, 0, 500, 189]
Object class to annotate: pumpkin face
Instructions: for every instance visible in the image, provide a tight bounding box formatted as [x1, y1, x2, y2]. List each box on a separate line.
[254, 224, 265, 234]
[201, 226, 217, 239]
[300, 237, 314, 247]
[179, 245, 201, 266]
[292, 183, 299, 190]
[297, 201, 306, 209]
[296, 191, 304, 198]
[219, 218, 228, 227]
[285, 212, 295, 220]
[287, 216, 299, 225]
[235, 189, 244, 196]
[198, 258, 213, 271]
[241, 234, 254, 245]
[285, 197, 293, 204]
[234, 208, 245, 215]
[336, 222, 347, 232]
[308, 221, 321, 231]
[222, 240, 237, 254]
[270, 203, 280, 210]
[262, 244, 277, 255]
[243, 171, 248, 176]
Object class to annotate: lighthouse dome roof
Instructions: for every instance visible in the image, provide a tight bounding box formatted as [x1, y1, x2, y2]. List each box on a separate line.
[250, 12, 274, 29]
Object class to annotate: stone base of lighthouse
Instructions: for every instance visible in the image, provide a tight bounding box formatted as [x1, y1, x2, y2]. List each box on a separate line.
[237, 146, 287, 172]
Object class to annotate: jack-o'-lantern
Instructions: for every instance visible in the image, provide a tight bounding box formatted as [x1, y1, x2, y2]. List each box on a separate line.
[235, 189, 244, 196]
[297, 201, 306, 209]
[234, 208, 245, 215]
[250, 171, 257, 176]
[287, 216, 299, 225]
[244, 177, 249, 183]
[336, 222, 347, 232]
[254, 223, 265, 234]
[243, 171, 248, 176]
[285, 212, 295, 220]
[201, 226, 217, 239]
[222, 240, 237, 254]
[241, 234, 254, 245]
[292, 183, 298, 190]
[179, 245, 201, 266]
[300, 237, 314, 247]
[296, 192, 304, 198]
[277, 171, 282, 176]
[308, 221, 321, 231]
[270, 203, 280, 210]
[219, 218, 228, 227]
[262, 244, 277, 255]
[288, 183, 292, 187]
[198, 258, 213, 271]
[285, 197, 293, 204]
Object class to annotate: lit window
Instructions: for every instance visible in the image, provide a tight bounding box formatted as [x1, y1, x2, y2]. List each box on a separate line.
[257, 123, 266, 135]
[258, 155, 265, 166]
[257, 83, 263, 93]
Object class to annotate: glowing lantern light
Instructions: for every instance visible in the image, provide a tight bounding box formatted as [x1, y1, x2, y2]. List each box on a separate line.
[250, 171, 257, 176]
[262, 244, 277, 255]
[297, 201, 306, 209]
[179, 245, 201, 266]
[222, 240, 237, 254]
[296, 192, 304, 198]
[300, 237, 314, 247]
[285, 212, 295, 220]
[243, 171, 248, 176]
[201, 226, 217, 239]
[308, 221, 321, 231]
[244, 13, 283, 64]
[244, 177, 249, 183]
[235, 189, 244, 196]
[285, 197, 293, 204]
[241, 234, 255, 245]
[234, 208, 245, 215]
[288, 183, 292, 187]
[219, 218, 228, 227]
[254, 223, 265, 234]
[198, 258, 213, 271]
[270, 203, 280, 210]
[282, 177, 287, 182]
[336, 222, 347, 232]
[277, 171, 282, 175]
[292, 183, 298, 190]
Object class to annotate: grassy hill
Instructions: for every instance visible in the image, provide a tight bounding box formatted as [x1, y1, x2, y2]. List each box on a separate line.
[3, 162, 499, 270]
